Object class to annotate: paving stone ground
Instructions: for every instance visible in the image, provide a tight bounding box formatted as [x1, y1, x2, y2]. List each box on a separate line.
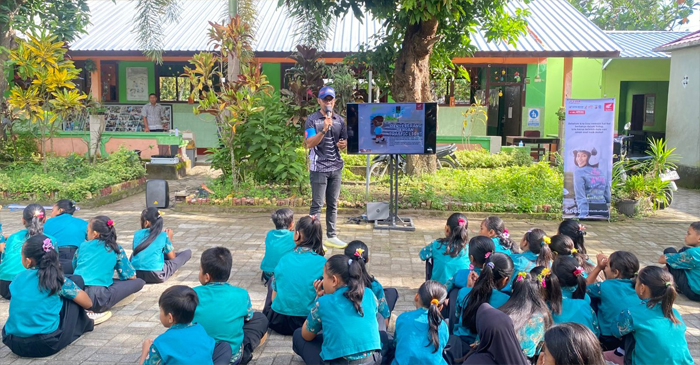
[1, 179, 699, 364]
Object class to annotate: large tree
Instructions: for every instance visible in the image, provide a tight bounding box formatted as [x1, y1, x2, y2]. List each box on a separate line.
[568, 0, 699, 30]
[282, 0, 528, 174]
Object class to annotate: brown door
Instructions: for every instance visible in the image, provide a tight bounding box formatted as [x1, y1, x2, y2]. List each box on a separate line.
[502, 85, 522, 139]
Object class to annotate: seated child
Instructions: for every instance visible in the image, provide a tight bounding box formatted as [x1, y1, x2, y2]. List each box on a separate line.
[659, 221, 700, 302]
[499, 272, 552, 360]
[265, 215, 326, 336]
[606, 266, 693, 365]
[260, 208, 296, 284]
[392, 280, 448, 365]
[420, 213, 469, 284]
[505, 229, 553, 293]
[44, 199, 87, 274]
[550, 234, 595, 274]
[541, 323, 606, 365]
[194, 247, 268, 365]
[2, 235, 93, 357]
[140, 285, 232, 365]
[586, 251, 640, 351]
[73, 216, 145, 321]
[558, 219, 589, 255]
[449, 252, 513, 357]
[131, 208, 191, 284]
[292, 254, 382, 365]
[478, 216, 519, 255]
[0, 204, 58, 299]
[344, 240, 398, 323]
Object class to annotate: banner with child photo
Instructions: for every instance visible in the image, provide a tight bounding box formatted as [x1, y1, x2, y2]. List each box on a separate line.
[562, 98, 615, 220]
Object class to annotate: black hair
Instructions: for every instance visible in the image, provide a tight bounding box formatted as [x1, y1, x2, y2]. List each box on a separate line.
[550, 234, 594, 273]
[483, 216, 519, 253]
[437, 213, 468, 257]
[89, 216, 119, 253]
[468, 236, 496, 268]
[690, 222, 700, 234]
[558, 219, 587, 254]
[22, 203, 46, 239]
[201, 247, 232, 282]
[523, 228, 553, 267]
[55, 199, 77, 215]
[544, 323, 605, 365]
[326, 254, 366, 316]
[418, 280, 447, 353]
[608, 251, 639, 280]
[133, 207, 164, 257]
[23, 234, 64, 296]
[159, 285, 198, 324]
[295, 216, 325, 256]
[552, 255, 588, 300]
[344, 240, 374, 289]
[637, 266, 679, 324]
[149, 93, 157, 97]
[531, 265, 562, 315]
[499, 271, 553, 333]
[461, 252, 514, 333]
[272, 208, 294, 230]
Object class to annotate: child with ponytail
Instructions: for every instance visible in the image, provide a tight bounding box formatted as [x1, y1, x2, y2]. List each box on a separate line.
[293, 254, 382, 365]
[131, 207, 191, 284]
[392, 281, 448, 365]
[73, 216, 145, 322]
[607, 266, 693, 365]
[1, 235, 93, 357]
[420, 213, 470, 285]
[266, 215, 327, 335]
[558, 219, 588, 255]
[550, 234, 595, 274]
[506, 229, 553, 293]
[0, 204, 58, 299]
[44, 199, 87, 274]
[479, 216, 519, 254]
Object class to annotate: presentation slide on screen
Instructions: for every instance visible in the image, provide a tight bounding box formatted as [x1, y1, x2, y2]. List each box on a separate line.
[357, 103, 426, 154]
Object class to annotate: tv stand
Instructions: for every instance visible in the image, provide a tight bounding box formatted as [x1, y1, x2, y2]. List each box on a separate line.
[374, 154, 415, 231]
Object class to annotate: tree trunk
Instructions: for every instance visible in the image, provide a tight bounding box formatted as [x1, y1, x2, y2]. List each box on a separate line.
[0, 22, 17, 103]
[391, 18, 440, 176]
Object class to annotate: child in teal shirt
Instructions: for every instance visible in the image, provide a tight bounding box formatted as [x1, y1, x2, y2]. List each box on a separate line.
[344, 240, 396, 325]
[660, 221, 700, 302]
[543, 257, 599, 336]
[44, 199, 87, 274]
[131, 208, 191, 284]
[420, 213, 469, 285]
[193, 247, 268, 365]
[292, 254, 382, 365]
[478, 216, 519, 255]
[506, 229, 553, 293]
[140, 285, 232, 365]
[260, 208, 296, 284]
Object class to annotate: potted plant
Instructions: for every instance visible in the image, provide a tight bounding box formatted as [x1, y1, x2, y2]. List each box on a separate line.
[614, 174, 646, 217]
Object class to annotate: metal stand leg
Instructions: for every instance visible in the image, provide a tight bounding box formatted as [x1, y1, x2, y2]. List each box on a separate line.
[375, 154, 415, 231]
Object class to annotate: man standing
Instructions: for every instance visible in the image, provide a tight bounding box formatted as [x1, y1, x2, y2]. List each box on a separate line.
[304, 86, 347, 248]
[142, 93, 169, 155]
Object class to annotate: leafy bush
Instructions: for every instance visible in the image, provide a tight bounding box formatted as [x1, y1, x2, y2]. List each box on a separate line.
[455, 148, 531, 168]
[0, 132, 40, 162]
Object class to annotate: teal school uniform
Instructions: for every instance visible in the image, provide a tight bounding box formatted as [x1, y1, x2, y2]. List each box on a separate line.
[0, 230, 58, 281]
[453, 287, 510, 340]
[260, 229, 296, 274]
[73, 240, 135, 287]
[305, 286, 380, 361]
[551, 298, 599, 336]
[492, 237, 512, 255]
[562, 286, 591, 304]
[131, 229, 174, 271]
[516, 312, 546, 358]
[587, 278, 638, 336]
[4, 269, 80, 337]
[445, 267, 481, 292]
[665, 246, 700, 295]
[420, 240, 470, 285]
[271, 247, 327, 316]
[193, 282, 253, 363]
[613, 299, 693, 365]
[144, 323, 215, 365]
[370, 279, 391, 319]
[44, 214, 87, 248]
[391, 308, 448, 365]
[504, 250, 540, 292]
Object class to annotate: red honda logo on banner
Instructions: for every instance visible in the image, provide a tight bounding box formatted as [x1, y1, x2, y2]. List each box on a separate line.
[416, 103, 423, 110]
[604, 103, 614, 111]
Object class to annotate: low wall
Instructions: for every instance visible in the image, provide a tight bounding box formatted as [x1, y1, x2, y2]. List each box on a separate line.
[42, 132, 183, 159]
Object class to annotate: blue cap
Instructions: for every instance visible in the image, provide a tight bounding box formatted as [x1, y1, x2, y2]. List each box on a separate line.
[319, 86, 336, 99]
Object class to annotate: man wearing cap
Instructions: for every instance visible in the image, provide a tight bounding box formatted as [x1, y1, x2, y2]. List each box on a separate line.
[304, 86, 348, 248]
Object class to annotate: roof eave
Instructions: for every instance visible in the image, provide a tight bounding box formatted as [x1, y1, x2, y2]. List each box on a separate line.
[472, 50, 620, 58]
[653, 41, 700, 52]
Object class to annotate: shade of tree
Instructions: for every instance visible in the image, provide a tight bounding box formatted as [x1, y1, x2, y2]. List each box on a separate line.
[568, 0, 699, 30]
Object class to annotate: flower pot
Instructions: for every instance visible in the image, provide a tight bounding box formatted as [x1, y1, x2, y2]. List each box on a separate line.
[615, 199, 639, 217]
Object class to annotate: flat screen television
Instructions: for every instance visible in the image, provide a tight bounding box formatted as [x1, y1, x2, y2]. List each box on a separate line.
[346, 102, 437, 155]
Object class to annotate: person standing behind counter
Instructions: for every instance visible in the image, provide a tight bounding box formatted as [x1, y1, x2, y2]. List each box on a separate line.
[142, 93, 169, 156]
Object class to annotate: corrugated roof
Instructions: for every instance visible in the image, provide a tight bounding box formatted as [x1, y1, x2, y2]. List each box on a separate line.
[654, 30, 700, 52]
[604, 31, 691, 58]
[70, 0, 619, 57]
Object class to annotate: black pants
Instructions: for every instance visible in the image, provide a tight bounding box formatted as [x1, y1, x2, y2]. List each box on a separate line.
[213, 341, 234, 365]
[238, 312, 269, 365]
[425, 258, 433, 281]
[444, 335, 473, 365]
[263, 283, 306, 335]
[136, 250, 192, 284]
[446, 288, 460, 334]
[309, 169, 342, 238]
[85, 278, 146, 313]
[0, 279, 10, 300]
[59, 246, 78, 275]
[292, 329, 384, 365]
[599, 335, 622, 352]
[664, 247, 700, 301]
[2, 275, 94, 357]
[383, 288, 398, 313]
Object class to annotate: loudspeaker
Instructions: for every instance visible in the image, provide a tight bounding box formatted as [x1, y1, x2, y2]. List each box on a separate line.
[146, 179, 169, 208]
[366, 202, 389, 221]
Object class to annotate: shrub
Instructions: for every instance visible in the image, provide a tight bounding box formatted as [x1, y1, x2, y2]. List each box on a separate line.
[0, 132, 40, 162]
[455, 148, 531, 168]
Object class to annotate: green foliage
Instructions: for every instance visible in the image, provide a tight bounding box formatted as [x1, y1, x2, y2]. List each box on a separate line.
[0, 132, 40, 162]
[454, 149, 531, 169]
[133, 0, 181, 63]
[326, 63, 356, 117]
[1, 0, 90, 42]
[568, 0, 699, 30]
[280, 45, 326, 129]
[341, 152, 375, 167]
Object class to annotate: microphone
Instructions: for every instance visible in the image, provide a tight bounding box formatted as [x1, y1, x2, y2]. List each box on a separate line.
[325, 105, 333, 118]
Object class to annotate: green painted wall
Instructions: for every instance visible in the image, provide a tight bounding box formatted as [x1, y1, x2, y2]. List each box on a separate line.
[544, 58, 564, 136]
[621, 81, 669, 133]
[262, 63, 282, 92]
[118, 61, 156, 103]
[572, 58, 603, 99]
[523, 63, 547, 134]
[171, 103, 218, 148]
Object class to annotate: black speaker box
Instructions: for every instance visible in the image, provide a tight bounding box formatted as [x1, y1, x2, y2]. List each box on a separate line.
[146, 179, 169, 208]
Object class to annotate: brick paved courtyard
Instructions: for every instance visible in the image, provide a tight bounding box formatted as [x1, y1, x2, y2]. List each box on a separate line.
[1, 186, 699, 364]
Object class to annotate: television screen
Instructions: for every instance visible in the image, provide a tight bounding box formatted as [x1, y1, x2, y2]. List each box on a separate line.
[346, 102, 437, 155]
